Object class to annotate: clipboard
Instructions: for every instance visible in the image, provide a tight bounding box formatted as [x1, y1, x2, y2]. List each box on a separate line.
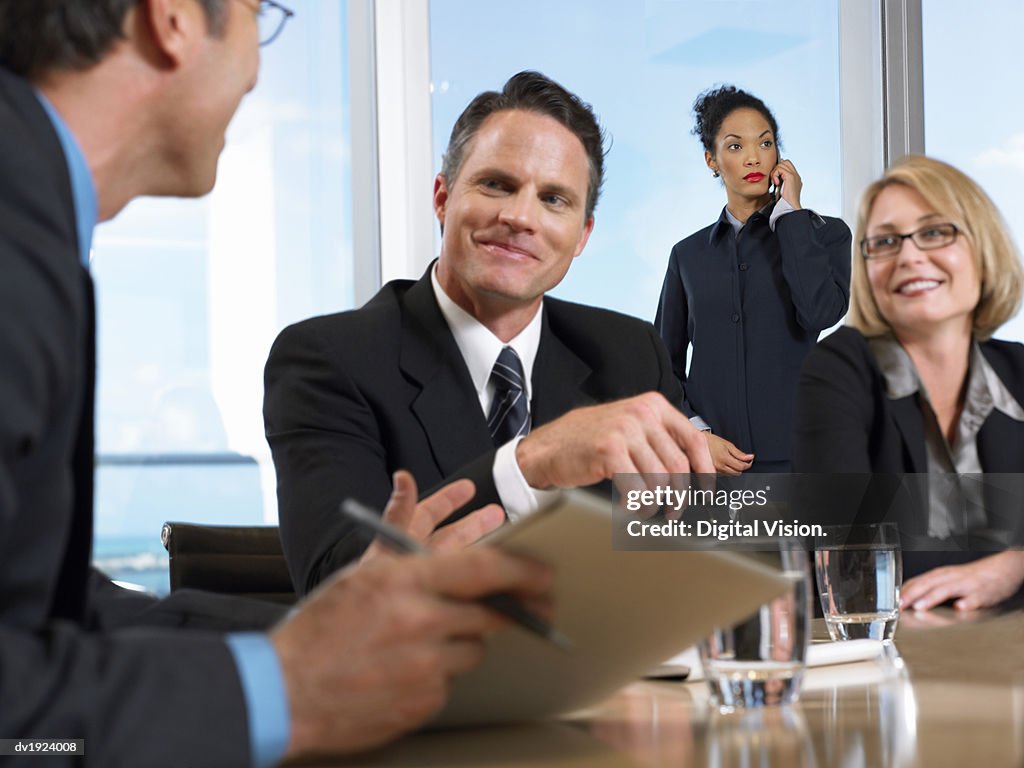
[431, 489, 793, 727]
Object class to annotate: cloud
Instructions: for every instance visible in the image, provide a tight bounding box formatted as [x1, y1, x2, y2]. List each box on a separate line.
[653, 27, 806, 68]
[975, 134, 1024, 171]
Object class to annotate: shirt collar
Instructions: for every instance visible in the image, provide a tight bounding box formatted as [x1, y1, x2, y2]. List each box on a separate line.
[34, 90, 97, 268]
[708, 201, 775, 245]
[869, 336, 919, 399]
[870, 335, 1024, 423]
[430, 264, 543, 401]
[978, 345, 1024, 423]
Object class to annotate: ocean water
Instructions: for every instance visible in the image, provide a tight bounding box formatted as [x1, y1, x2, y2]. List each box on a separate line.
[93, 535, 170, 596]
[91, 461, 269, 597]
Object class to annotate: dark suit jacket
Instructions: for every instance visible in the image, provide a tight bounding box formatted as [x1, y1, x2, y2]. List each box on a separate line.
[793, 326, 1024, 578]
[264, 268, 683, 593]
[656, 207, 851, 462]
[0, 67, 255, 767]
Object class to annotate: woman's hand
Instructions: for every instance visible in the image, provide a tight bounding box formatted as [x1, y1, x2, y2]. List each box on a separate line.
[771, 159, 802, 210]
[900, 550, 1024, 611]
[704, 432, 754, 475]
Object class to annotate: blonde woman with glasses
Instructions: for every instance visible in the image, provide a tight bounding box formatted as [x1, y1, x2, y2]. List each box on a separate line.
[794, 155, 1024, 611]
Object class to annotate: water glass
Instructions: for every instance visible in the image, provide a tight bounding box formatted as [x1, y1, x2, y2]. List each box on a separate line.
[699, 547, 811, 710]
[815, 523, 902, 642]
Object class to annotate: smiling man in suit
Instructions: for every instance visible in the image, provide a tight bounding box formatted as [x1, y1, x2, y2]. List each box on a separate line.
[265, 71, 715, 594]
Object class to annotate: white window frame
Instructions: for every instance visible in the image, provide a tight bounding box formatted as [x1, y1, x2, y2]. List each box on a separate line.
[348, 0, 434, 301]
[352, 0, 926, 294]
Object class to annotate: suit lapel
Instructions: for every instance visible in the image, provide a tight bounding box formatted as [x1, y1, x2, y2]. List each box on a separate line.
[978, 344, 1024, 472]
[531, 305, 594, 426]
[399, 273, 492, 477]
[977, 417, 1024, 473]
[889, 395, 927, 473]
[398, 279, 597, 472]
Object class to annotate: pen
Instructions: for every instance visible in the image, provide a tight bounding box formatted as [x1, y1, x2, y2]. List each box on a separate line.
[340, 498, 573, 651]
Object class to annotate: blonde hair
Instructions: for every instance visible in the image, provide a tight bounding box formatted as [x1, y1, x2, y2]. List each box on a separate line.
[848, 155, 1024, 340]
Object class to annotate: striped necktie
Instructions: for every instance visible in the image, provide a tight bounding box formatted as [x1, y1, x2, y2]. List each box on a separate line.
[486, 346, 531, 446]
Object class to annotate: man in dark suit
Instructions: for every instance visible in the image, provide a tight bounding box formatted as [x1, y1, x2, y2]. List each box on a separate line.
[0, 2, 552, 765]
[265, 71, 714, 594]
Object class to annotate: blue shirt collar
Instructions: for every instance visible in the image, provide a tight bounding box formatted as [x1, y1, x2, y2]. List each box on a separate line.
[34, 90, 97, 268]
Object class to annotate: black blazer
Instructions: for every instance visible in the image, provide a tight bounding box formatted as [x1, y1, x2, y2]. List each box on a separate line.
[793, 326, 1024, 577]
[656, 207, 851, 461]
[0, 67, 255, 765]
[264, 267, 684, 593]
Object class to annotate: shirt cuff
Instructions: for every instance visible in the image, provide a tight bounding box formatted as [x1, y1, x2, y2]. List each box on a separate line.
[225, 633, 291, 768]
[689, 415, 712, 432]
[768, 197, 798, 231]
[494, 436, 560, 522]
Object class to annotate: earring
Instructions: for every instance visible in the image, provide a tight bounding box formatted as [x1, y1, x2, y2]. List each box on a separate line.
[712, 169, 720, 178]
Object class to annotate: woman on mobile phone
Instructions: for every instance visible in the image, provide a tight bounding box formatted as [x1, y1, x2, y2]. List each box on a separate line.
[655, 85, 851, 473]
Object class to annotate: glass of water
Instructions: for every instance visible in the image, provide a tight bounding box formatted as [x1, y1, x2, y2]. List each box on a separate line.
[815, 523, 902, 642]
[699, 545, 811, 710]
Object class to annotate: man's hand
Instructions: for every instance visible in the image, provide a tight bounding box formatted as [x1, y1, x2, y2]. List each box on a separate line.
[900, 550, 1024, 612]
[705, 433, 753, 475]
[359, 471, 505, 564]
[514, 392, 714, 490]
[272, 547, 553, 759]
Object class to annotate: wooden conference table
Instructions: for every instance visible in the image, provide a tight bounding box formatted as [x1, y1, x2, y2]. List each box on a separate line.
[305, 609, 1024, 768]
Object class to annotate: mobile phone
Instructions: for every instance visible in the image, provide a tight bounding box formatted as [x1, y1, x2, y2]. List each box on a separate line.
[771, 157, 783, 201]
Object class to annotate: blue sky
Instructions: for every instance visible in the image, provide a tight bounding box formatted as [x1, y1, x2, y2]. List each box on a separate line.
[923, 0, 1024, 341]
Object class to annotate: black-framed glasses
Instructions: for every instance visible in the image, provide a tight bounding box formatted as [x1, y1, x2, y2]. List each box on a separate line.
[860, 222, 959, 260]
[237, 0, 294, 46]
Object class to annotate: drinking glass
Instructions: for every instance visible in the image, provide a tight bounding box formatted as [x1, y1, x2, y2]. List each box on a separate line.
[815, 523, 902, 642]
[699, 546, 810, 710]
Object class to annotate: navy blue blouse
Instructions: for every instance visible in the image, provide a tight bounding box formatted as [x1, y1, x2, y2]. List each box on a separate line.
[655, 205, 851, 462]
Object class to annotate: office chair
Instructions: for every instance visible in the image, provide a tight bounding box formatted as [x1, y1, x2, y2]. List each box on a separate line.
[160, 522, 297, 605]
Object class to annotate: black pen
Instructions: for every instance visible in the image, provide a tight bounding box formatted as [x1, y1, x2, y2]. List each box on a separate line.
[339, 498, 572, 651]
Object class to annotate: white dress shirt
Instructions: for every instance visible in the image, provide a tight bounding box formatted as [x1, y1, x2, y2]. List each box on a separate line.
[430, 265, 556, 520]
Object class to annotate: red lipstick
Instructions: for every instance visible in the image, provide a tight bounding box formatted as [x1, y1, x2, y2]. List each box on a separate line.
[743, 172, 765, 183]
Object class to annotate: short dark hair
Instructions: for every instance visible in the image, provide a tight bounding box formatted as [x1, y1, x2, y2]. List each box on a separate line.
[0, 0, 228, 78]
[692, 85, 782, 157]
[440, 70, 606, 220]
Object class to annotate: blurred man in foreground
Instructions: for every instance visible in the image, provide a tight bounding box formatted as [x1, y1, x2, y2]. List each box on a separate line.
[0, 2, 550, 765]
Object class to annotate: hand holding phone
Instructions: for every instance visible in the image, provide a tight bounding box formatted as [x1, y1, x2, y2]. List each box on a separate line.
[770, 157, 802, 209]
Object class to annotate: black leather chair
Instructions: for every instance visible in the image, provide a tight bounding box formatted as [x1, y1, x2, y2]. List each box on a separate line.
[161, 522, 298, 605]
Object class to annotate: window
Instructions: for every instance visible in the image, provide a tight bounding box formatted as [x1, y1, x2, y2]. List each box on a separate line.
[91, 1, 352, 594]
[923, 0, 1024, 342]
[429, 0, 843, 322]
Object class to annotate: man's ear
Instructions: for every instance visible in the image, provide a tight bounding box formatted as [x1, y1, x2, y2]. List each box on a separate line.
[433, 173, 450, 225]
[572, 216, 595, 258]
[140, 0, 207, 66]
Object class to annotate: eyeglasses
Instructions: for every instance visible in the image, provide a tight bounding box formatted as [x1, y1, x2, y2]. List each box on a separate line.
[859, 222, 960, 260]
[236, 0, 294, 46]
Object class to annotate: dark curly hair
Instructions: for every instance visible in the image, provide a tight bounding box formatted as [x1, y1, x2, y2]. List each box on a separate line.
[441, 70, 607, 220]
[692, 85, 781, 157]
[0, 0, 227, 78]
